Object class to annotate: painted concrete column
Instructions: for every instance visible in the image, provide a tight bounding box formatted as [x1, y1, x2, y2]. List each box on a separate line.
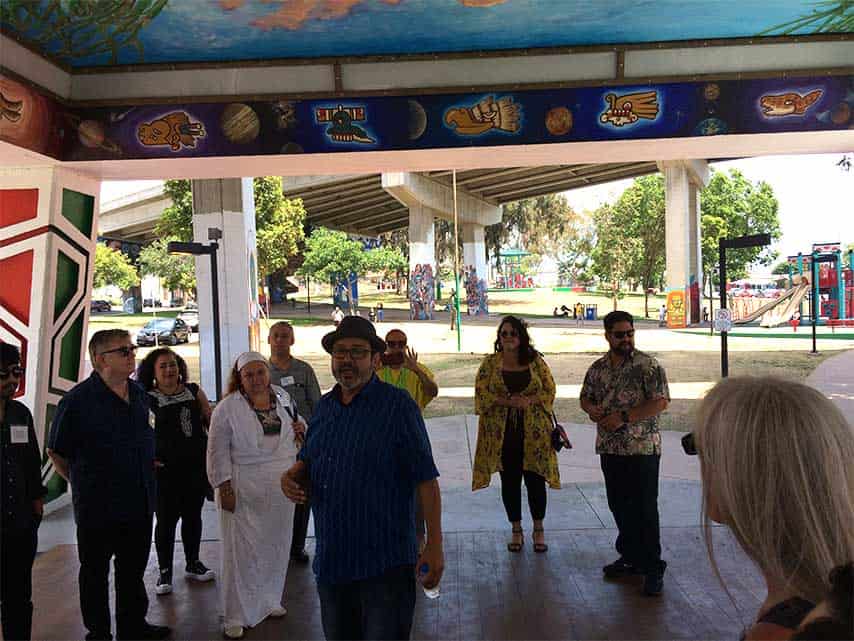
[462, 222, 489, 315]
[407, 203, 435, 320]
[0, 166, 100, 502]
[191, 178, 260, 399]
[659, 160, 709, 326]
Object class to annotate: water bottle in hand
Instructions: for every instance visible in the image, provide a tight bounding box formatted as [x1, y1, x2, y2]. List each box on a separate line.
[418, 563, 440, 599]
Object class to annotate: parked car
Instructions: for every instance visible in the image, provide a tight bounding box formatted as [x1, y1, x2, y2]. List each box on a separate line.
[143, 298, 163, 308]
[177, 310, 199, 332]
[185, 300, 198, 311]
[89, 299, 111, 313]
[136, 318, 190, 346]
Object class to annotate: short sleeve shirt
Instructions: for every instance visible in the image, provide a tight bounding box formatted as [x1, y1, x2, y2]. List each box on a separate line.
[269, 358, 322, 420]
[377, 363, 436, 410]
[298, 375, 439, 585]
[580, 349, 670, 456]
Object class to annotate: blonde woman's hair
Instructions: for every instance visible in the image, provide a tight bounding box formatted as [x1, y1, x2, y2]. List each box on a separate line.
[695, 377, 854, 604]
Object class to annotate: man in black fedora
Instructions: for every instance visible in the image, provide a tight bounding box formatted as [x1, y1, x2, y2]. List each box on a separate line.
[281, 316, 444, 640]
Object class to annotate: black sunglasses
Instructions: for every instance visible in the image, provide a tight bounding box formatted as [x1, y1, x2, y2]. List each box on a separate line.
[100, 345, 137, 358]
[610, 330, 635, 339]
[681, 433, 697, 456]
[386, 340, 406, 348]
[500, 330, 518, 338]
[0, 366, 24, 379]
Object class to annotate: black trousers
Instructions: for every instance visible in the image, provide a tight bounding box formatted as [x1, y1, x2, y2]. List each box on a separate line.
[155, 480, 204, 571]
[0, 523, 39, 641]
[291, 501, 311, 555]
[600, 453, 662, 573]
[499, 416, 547, 522]
[76, 517, 152, 640]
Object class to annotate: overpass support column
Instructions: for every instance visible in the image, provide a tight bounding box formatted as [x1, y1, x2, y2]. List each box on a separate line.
[407, 203, 436, 320]
[462, 222, 489, 315]
[0, 166, 100, 502]
[659, 160, 709, 326]
[191, 178, 260, 399]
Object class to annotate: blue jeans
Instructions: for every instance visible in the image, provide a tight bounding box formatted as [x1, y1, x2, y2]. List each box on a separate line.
[316, 565, 416, 640]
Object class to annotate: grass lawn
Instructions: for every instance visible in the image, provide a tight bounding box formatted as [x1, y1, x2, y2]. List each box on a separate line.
[168, 349, 839, 431]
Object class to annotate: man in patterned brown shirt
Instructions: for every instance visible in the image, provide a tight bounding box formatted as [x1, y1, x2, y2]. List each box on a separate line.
[580, 310, 670, 596]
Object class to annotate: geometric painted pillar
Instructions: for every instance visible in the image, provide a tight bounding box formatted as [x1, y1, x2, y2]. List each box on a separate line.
[0, 166, 100, 503]
[190, 178, 259, 400]
[659, 160, 709, 326]
[407, 203, 436, 320]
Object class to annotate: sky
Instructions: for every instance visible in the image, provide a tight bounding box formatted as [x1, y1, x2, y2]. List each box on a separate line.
[100, 153, 853, 278]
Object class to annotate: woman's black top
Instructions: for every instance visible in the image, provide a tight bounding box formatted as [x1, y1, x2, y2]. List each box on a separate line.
[502, 369, 532, 433]
[148, 383, 208, 492]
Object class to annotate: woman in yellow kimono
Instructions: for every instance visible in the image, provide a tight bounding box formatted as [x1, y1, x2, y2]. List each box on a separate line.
[472, 315, 559, 553]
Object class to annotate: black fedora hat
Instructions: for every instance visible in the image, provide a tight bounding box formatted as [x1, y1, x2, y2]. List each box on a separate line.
[321, 315, 386, 354]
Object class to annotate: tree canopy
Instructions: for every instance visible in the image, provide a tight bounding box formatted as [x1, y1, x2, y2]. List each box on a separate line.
[93, 243, 139, 291]
[137, 238, 196, 293]
[296, 228, 365, 284]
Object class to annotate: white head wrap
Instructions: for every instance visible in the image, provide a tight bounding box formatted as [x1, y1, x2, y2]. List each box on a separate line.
[236, 351, 268, 371]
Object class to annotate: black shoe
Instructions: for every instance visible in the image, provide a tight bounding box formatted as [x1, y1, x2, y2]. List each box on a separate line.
[290, 549, 310, 563]
[155, 568, 172, 595]
[603, 558, 641, 579]
[185, 559, 215, 582]
[642, 561, 667, 596]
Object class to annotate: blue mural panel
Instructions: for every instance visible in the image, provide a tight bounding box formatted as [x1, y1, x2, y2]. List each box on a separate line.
[1, 0, 851, 68]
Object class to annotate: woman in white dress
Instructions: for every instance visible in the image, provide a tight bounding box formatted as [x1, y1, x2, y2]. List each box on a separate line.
[207, 351, 305, 639]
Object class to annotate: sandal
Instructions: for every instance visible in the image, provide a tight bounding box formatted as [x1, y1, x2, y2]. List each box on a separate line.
[507, 527, 524, 552]
[533, 527, 548, 553]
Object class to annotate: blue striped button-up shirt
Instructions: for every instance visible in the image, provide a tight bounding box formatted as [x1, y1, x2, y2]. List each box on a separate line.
[299, 375, 439, 585]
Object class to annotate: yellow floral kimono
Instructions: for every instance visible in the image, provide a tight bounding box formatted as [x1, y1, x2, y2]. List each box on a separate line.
[472, 352, 560, 490]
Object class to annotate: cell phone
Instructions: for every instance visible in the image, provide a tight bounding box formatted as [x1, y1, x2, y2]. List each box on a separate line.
[381, 351, 404, 366]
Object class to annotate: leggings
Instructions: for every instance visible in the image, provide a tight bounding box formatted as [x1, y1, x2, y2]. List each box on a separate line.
[499, 413, 547, 522]
[155, 479, 205, 571]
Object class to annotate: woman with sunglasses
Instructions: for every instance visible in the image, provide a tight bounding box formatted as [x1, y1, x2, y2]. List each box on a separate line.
[472, 315, 559, 553]
[207, 352, 306, 640]
[136, 348, 214, 597]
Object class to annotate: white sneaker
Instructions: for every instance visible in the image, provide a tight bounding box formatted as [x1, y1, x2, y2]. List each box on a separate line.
[155, 570, 172, 595]
[185, 560, 215, 582]
[269, 606, 287, 617]
[224, 625, 244, 639]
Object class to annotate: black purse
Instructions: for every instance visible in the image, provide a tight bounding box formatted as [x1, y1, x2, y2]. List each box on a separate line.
[550, 412, 572, 452]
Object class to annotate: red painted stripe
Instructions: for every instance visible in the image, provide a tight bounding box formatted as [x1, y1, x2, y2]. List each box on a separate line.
[0, 189, 39, 229]
[0, 250, 34, 325]
[0, 225, 50, 247]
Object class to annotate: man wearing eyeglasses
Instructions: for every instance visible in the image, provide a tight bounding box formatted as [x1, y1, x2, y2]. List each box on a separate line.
[47, 330, 170, 640]
[280, 316, 443, 641]
[267, 321, 322, 564]
[1, 343, 46, 641]
[580, 310, 670, 597]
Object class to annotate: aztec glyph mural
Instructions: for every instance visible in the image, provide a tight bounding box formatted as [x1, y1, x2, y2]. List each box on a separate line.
[1, 1, 850, 67]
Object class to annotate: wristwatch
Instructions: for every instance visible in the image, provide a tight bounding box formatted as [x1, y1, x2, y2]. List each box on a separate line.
[620, 410, 630, 425]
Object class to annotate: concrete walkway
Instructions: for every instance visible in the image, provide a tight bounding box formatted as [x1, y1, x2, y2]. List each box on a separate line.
[807, 348, 854, 419]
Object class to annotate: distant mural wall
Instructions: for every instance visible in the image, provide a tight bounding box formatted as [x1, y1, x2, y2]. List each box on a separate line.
[463, 266, 489, 316]
[1, 1, 847, 68]
[2, 73, 851, 164]
[409, 264, 435, 321]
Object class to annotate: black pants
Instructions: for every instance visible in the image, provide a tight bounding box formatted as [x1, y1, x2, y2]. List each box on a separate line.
[317, 565, 416, 641]
[291, 501, 311, 556]
[600, 453, 662, 573]
[155, 480, 204, 571]
[0, 523, 38, 641]
[499, 416, 547, 522]
[76, 517, 153, 640]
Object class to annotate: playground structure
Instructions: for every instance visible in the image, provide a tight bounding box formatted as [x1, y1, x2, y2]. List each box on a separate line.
[732, 243, 854, 327]
[494, 249, 535, 289]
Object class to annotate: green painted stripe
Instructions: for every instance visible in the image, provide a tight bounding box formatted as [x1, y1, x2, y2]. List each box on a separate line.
[53, 251, 80, 321]
[61, 189, 95, 238]
[59, 310, 84, 381]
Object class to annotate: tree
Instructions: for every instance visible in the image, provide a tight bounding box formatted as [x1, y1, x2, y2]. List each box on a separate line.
[138, 238, 196, 293]
[591, 203, 641, 311]
[556, 214, 595, 286]
[93, 243, 139, 291]
[700, 169, 782, 295]
[155, 177, 306, 279]
[772, 260, 791, 275]
[296, 228, 365, 286]
[364, 245, 408, 292]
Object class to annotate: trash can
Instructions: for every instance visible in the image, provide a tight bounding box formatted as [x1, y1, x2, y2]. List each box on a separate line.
[585, 304, 597, 321]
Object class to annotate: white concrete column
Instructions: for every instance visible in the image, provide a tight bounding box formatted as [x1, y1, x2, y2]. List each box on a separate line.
[659, 160, 708, 326]
[191, 178, 259, 399]
[1, 166, 100, 503]
[462, 223, 488, 282]
[407, 203, 436, 320]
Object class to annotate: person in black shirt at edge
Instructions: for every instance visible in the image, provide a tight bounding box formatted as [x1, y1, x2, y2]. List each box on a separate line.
[136, 347, 215, 596]
[0, 343, 46, 641]
[47, 329, 170, 641]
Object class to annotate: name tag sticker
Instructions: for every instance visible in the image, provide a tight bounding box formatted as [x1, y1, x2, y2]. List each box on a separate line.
[281, 376, 295, 387]
[149, 410, 156, 429]
[11, 424, 28, 444]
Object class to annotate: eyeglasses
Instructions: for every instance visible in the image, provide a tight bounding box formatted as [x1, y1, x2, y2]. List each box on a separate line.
[332, 347, 371, 361]
[0, 366, 24, 379]
[386, 340, 406, 349]
[610, 330, 635, 339]
[100, 345, 137, 358]
[500, 330, 518, 338]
